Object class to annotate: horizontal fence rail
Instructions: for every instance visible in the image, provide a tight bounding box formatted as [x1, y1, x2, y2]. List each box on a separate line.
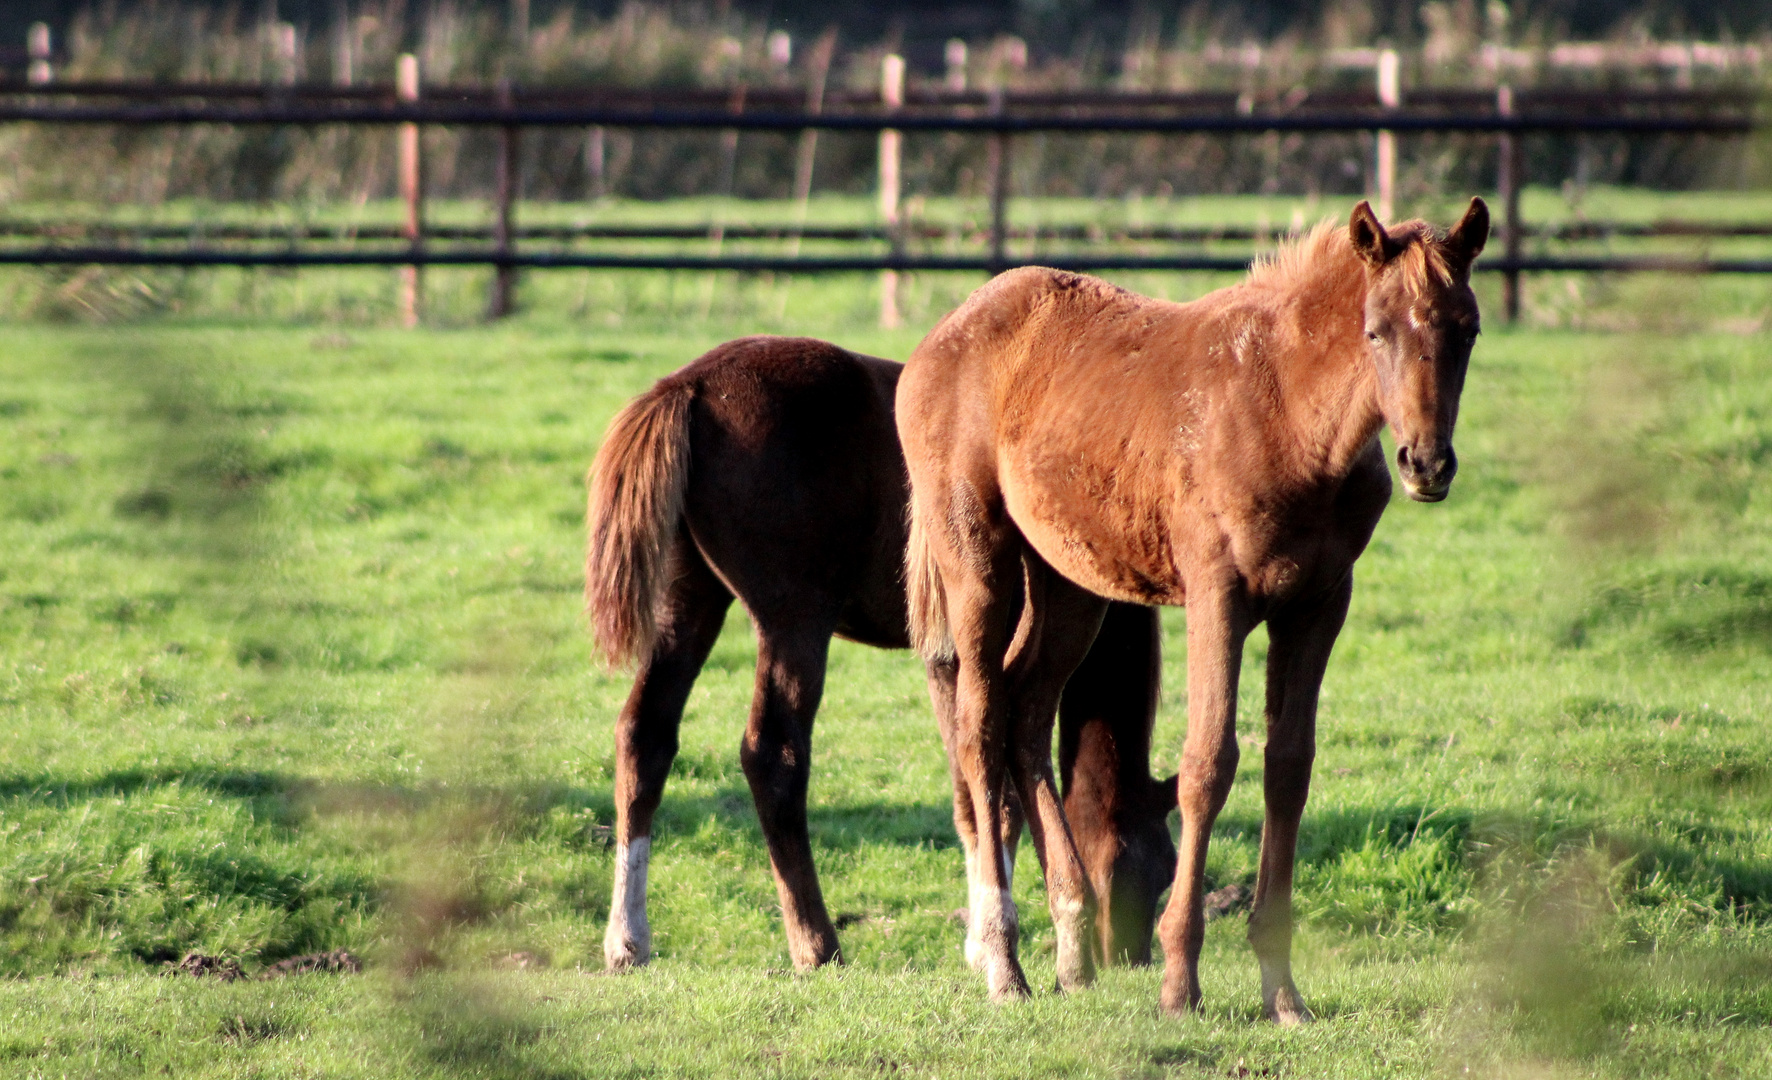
[4, 78, 1758, 98]
[0, 78, 1757, 110]
[0, 99, 1756, 133]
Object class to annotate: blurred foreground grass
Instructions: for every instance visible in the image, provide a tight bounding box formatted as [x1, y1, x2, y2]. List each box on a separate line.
[0, 283, 1770, 1075]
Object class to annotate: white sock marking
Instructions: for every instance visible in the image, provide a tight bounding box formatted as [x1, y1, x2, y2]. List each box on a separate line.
[603, 837, 652, 967]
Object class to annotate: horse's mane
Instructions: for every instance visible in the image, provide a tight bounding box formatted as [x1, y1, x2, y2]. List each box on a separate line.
[1247, 217, 1454, 299]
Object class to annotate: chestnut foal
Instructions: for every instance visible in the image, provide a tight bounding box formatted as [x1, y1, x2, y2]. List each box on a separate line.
[898, 200, 1488, 1016]
[586, 336, 1177, 973]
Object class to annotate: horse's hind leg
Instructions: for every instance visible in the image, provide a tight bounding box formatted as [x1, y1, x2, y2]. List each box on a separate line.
[1004, 559, 1108, 993]
[941, 550, 1033, 1000]
[1247, 576, 1351, 1025]
[926, 656, 1025, 971]
[605, 542, 733, 970]
[741, 625, 843, 969]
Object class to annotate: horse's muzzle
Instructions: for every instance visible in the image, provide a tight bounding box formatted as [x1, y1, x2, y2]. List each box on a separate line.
[1397, 442, 1457, 502]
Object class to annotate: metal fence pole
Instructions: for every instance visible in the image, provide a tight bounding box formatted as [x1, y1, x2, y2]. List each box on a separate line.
[1497, 84, 1523, 322]
[986, 87, 1009, 276]
[787, 29, 836, 258]
[488, 78, 519, 320]
[716, 85, 745, 204]
[879, 53, 905, 328]
[397, 54, 423, 328]
[585, 126, 605, 198]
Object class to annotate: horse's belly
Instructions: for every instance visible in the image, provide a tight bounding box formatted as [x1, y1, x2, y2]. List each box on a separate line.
[1005, 483, 1183, 606]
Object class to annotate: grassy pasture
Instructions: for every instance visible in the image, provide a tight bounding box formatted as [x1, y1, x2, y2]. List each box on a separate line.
[0, 259, 1770, 1076]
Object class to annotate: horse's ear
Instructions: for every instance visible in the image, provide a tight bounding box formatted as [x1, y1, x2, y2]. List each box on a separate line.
[1152, 774, 1179, 814]
[1349, 201, 1400, 266]
[1447, 196, 1490, 262]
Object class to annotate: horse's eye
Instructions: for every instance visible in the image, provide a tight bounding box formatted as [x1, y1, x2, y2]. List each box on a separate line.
[1366, 331, 1380, 342]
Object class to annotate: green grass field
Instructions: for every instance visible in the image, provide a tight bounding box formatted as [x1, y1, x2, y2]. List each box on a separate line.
[1, 252, 1771, 1077]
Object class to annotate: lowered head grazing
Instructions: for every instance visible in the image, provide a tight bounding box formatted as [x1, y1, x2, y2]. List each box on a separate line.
[1349, 197, 1488, 502]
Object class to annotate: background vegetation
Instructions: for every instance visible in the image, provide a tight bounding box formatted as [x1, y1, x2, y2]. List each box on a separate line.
[2, 0, 1767, 207]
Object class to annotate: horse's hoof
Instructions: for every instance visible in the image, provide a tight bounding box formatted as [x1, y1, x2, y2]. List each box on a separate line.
[789, 935, 842, 971]
[1053, 933, 1098, 993]
[1159, 983, 1203, 1018]
[1053, 964, 1097, 994]
[602, 933, 651, 972]
[1264, 987, 1314, 1026]
[986, 964, 1032, 1002]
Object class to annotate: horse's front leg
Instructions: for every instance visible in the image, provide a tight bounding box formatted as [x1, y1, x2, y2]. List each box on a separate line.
[605, 545, 733, 970]
[1248, 576, 1352, 1025]
[1158, 575, 1251, 1016]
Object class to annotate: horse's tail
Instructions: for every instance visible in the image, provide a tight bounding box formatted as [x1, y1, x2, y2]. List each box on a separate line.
[904, 498, 954, 661]
[585, 380, 694, 669]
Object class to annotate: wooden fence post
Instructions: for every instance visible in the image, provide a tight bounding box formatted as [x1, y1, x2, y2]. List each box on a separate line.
[27, 23, 52, 86]
[397, 53, 423, 328]
[1375, 48, 1399, 221]
[488, 78, 519, 320]
[986, 87, 1009, 277]
[945, 39, 968, 93]
[1497, 84, 1523, 322]
[331, 0, 354, 87]
[879, 53, 904, 328]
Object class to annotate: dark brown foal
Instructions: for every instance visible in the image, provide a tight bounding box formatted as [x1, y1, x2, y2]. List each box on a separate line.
[585, 335, 1176, 973]
[898, 201, 1488, 1015]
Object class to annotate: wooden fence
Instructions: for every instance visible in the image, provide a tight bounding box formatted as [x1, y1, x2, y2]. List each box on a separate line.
[0, 59, 1762, 324]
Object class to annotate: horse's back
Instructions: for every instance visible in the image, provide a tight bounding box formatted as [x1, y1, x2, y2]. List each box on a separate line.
[669, 336, 911, 647]
[901, 267, 1309, 607]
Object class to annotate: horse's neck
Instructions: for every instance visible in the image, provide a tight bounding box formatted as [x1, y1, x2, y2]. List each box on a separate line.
[1268, 251, 1385, 482]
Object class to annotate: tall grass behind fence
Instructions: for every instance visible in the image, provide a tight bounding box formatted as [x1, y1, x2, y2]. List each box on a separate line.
[2, 1, 1769, 211]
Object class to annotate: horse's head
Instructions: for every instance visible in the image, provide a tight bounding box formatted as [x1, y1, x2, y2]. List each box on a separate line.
[1055, 603, 1179, 966]
[1349, 197, 1488, 502]
[1101, 773, 1179, 965]
[1064, 755, 1178, 966]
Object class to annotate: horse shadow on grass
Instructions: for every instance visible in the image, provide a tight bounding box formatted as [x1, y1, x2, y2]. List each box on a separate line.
[1216, 801, 1772, 927]
[0, 766, 961, 855]
[9, 769, 1769, 974]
